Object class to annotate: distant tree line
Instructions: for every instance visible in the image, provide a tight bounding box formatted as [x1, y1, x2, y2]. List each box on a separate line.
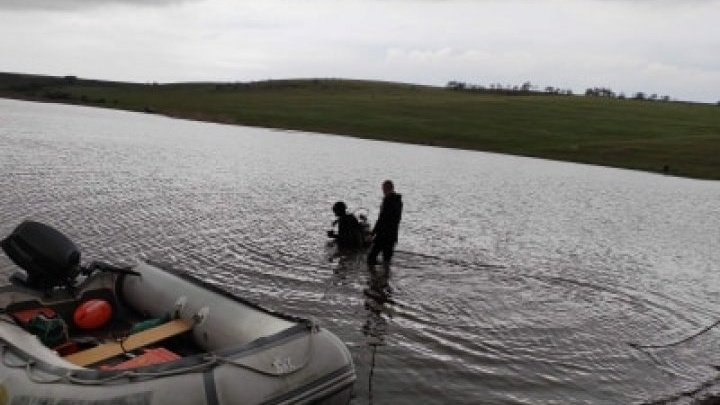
[446, 81, 573, 96]
[444, 81, 707, 104]
[584, 87, 672, 102]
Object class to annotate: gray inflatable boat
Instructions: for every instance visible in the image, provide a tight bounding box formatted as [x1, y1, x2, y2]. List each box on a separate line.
[0, 221, 355, 404]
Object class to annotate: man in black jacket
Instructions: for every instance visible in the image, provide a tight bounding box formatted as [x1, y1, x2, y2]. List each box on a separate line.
[367, 180, 403, 266]
[328, 201, 364, 251]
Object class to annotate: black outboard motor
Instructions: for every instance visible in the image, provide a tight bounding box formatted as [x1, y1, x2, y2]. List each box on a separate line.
[1, 221, 81, 291]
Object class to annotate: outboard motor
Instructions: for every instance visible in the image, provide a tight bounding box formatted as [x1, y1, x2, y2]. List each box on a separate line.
[1, 221, 81, 291]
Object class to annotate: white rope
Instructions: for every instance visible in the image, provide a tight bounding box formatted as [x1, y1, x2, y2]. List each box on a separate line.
[1, 343, 27, 368]
[25, 362, 65, 384]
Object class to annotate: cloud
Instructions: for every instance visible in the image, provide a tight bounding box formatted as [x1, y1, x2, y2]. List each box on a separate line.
[0, 0, 196, 11]
[0, 0, 718, 102]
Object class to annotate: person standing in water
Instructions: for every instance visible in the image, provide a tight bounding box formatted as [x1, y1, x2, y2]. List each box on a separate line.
[367, 180, 403, 266]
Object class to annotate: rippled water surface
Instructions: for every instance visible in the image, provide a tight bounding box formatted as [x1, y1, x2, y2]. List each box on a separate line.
[2, 98, 720, 404]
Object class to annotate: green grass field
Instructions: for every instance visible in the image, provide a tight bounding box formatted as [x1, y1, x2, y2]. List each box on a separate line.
[2, 72, 719, 180]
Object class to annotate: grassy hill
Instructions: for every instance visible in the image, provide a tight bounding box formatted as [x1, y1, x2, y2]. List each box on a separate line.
[1, 72, 719, 180]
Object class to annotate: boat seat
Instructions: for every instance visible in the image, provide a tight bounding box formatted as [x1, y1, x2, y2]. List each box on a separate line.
[63, 318, 193, 367]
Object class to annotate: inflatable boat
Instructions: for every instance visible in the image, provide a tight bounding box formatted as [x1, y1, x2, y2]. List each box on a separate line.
[0, 221, 355, 404]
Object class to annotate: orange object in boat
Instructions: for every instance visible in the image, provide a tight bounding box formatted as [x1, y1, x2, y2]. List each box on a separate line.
[102, 348, 181, 370]
[12, 307, 57, 325]
[73, 299, 112, 330]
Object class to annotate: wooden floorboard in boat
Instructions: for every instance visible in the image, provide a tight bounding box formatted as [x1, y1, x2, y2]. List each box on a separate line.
[64, 318, 193, 367]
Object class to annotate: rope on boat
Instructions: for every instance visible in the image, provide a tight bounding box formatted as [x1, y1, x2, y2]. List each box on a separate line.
[64, 362, 216, 385]
[628, 318, 720, 349]
[0, 319, 318, 385]
[211, 317, 319, 378]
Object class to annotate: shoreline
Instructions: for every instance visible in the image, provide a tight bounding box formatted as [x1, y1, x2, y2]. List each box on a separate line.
[1, 73, 719, 181]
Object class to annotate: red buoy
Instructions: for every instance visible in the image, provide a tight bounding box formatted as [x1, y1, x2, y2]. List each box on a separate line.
[73, 299, 113, 330]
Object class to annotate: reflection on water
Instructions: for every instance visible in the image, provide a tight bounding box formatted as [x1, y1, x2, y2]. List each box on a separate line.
[328, 251, 396, 404]
[364, 265, 393, 405]
[363, 265, 394, 347]
[2, 98, 720, 404]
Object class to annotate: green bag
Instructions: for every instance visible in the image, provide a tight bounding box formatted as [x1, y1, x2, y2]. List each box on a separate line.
[27, 314, 68, 347]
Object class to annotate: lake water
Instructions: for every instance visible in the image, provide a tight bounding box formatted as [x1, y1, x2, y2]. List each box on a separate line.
[1, 98, 720, 404]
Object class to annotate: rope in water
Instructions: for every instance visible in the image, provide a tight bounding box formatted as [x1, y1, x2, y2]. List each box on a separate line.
[629, 318, 720, 349]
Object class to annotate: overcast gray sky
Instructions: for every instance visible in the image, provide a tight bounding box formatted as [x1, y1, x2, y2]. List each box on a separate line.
[1, 0, 719, 102]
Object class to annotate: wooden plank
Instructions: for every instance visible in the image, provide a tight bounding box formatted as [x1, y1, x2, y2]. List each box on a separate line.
[64, 318, 193, 367]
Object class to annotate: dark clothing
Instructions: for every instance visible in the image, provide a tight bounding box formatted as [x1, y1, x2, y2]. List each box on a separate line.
[367, 242, 394, 266]
[330, 213, 364, 250]
[368, 192, 403, 265]
[372, 193, 403, 244]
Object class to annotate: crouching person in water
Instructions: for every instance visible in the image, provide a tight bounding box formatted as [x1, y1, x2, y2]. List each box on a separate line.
[328, 201, 364, 251]
[368, 180, 403, 266]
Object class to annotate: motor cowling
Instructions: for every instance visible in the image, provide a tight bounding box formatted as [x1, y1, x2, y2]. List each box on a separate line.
[1, 221, 81, 290]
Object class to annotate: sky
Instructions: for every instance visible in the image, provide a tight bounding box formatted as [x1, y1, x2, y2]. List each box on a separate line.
[1, 0, 719, 103]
